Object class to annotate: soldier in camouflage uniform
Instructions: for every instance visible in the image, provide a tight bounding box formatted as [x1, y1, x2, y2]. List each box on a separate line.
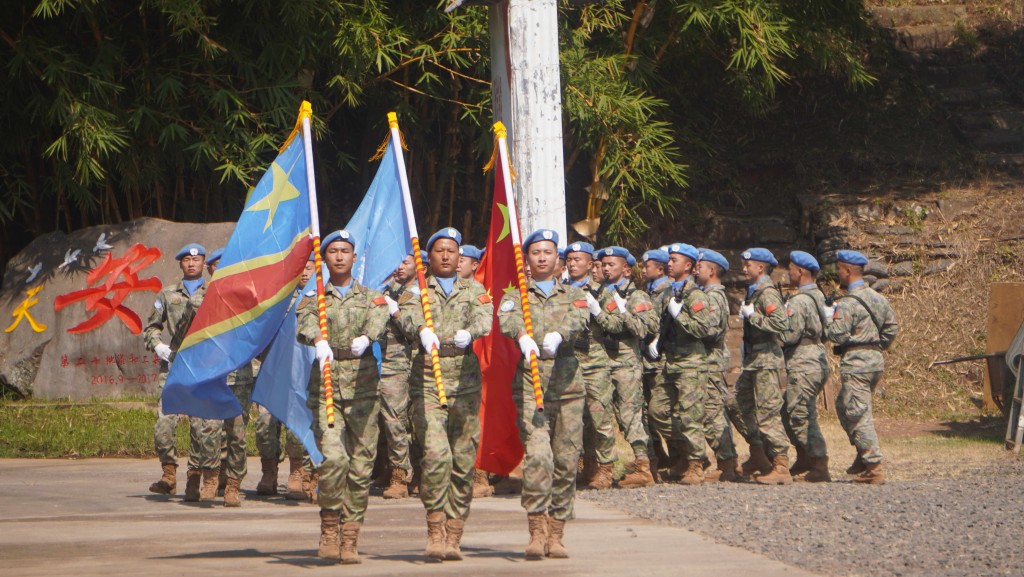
[823, 250, 899, 485]
[647, 243, 713, 485]
[378, 252, 418, 499]
[498, 229, 589, 559]
[393, 227, 493, 562]
[143, 243, 214, 500]
[736, 248, 792, 485]
[298, 230, 390, 564]
[639, 249, 673, 479]
[694, 248, 741, 482]
[596, 246, 660, 487]
[564, 242, 617, 490]
[780, 251, 831, 483]
[456, 245, 483, 280]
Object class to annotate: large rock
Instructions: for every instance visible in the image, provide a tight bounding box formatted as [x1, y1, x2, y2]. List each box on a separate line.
[0, 218, 235, 400]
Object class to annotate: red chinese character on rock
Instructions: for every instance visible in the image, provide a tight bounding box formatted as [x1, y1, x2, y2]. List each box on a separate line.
[61, 355, 69, 368]
[53, 244, 163, 334]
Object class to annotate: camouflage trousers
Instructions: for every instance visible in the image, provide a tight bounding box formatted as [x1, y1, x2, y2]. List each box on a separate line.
[154, 371, 204, 471]
[702, 371, 738, 461]
[254, 405, 309, 463]
[315, 397, 380, 523]
[782, 368, 830, 459]
[378, 364, 412, 472]
[735, 368, 790, 458]
[642, 370, 672, 469]
[515, 394, 584, 522]
[649, 368, 708, 462]
[836, 370, 883, 464]
[609, 357, 649, 460]
[582, 364, 616, 465]
[189, 383, 253, 479]
[411, 390, 480, 520]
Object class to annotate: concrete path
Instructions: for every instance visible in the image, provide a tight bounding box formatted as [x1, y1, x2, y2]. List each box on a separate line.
[0, 458, 818, 576]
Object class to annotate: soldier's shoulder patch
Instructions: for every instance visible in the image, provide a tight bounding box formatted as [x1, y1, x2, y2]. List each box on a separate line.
[606, 300, 618, 312]
[372, 296, 387, 306]
[477, 294, 492, 304]
[573, 299, 588, 308]
[691, 301, 704, 313]
[786, 307, 793, 316]
[765, 303, 777, 314]
[500, 299, 515, 313]
[634, 302, 652, 313]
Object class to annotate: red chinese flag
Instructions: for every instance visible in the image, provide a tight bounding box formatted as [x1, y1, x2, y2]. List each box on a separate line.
[472, 153, 525, 475]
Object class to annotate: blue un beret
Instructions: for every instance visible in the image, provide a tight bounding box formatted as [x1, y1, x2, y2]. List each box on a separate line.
[697, 248, 730, 272]
[207, 248, 225, 265]
[598, 246, 631, 261]
[836, 250, 869, 266]
[175, 243, 206, 260]
[565, 241, 595, 256]
[459, 245, 484, 261]
[789, 250, 820, 273]
[558, 248, 567, 260]
[426, 227, 462, 252]
[668, 243, 700, 262]
[642, 249, 670, 265]
[308, 251, 317, 262]
[626, 254, 637, 267]
[523, 229, 559, 251]
[741, 247, 778, 266]
[321, 229, 355, 255]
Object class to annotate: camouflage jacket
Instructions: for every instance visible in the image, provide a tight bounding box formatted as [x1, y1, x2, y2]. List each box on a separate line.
[297, 279, 389, 401]
[702, 283, 731, 372]
[143, 280, 207, 362]
[570, 278, 615, 370]
[780, 285, 829, 374]
[658, 277, 714, 370]
[394, 274, 493, 397]
[642, 276, 673, 372]
[600, 279, 659, 362]
[742, 277, 789, 370]
[824, 283, 899, 374]
[498, 280, 589, 400]
[381, 279, 416, 373]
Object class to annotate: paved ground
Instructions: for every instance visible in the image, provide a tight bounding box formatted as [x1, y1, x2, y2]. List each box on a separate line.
[0, 457, 819, 577]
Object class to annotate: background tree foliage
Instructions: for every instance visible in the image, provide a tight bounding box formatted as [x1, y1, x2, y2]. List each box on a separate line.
[0, 0, 875, 261]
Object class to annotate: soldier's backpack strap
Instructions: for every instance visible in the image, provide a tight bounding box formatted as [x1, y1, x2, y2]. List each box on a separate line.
[788, 291, 828, 330]
[838, 293, 884, 340]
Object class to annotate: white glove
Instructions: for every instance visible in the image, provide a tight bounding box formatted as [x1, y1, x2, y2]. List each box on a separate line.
[419, 327, 440, 352]
[647, 337, 660, 359]
[585, 293, 602, 316]
[740, 303, 755, 319]
[518, 334, 540, 360]
[154, 343, 172, 362]
[822, 305, 836, 320]
[384, 294, 399, 316]
[350, 335, 370, 357]
[541, 332, 563, 357]
[613, 292, 628, 313]
[315, 340, 333, 371]
[667, 298, 683, 319]
[454, 329, 472, 349]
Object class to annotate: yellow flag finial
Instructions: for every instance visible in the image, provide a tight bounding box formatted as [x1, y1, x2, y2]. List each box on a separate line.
[388, 112, 399, 129]
[279, 100, 313, 153]
[494, 121, 507, 140]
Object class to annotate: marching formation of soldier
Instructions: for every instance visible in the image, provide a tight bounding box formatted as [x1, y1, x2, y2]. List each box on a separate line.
[143, 230, 898, 563]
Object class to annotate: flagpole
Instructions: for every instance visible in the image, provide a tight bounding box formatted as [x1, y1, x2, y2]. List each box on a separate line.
[299, 101, 337, 429]
[388, 112, 449, 409]
[494, 122, 544, 413]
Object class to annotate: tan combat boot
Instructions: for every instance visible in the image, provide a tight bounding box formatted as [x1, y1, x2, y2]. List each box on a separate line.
[741, 445, 773, 477]
[425, 511, 447, 561]
[789, 445, 810, 477]
[546, 517, 569, 558]
[587, 462, 614, 490]
[256, 457, 278, 495]
[382, 467, 409, 500]
[525, 513, 548, 560]
[847, 453, 866, 475]
[216, 465, 227, 496]
[852, 461, 885, 485]
[286, 458, 306, 500]
[340, 521, 362, 564]
[183, 469, 202, 502]
[755, 455, 794, 485]
[577, 456, 595, 487]
[803, 456, 832, 483]
[664, 455, 687, 483]
[408, 467, 421, 497]
[714, 457, 740, 482]
[679, 460, 705, 486]
[618, 458, 655, 488]
[472, 469, 494, 498]
[306, 471, 319, 504]
[200, 467, 220, 501]
[444, 518, 465, 561]
[318, 509, 341, 560]
[224, 477, 242, 507]
[149, 463, 177, 494]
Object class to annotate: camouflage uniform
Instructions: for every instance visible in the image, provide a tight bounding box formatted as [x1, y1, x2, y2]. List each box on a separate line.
[780, 285, 831, 459]
[498, 280, 589, 520]
[143, 281, 209, 471]
[650, 278, 712, 463]
[701, 283, 740, 461]
[736, 277, 790, 458]
[297, 280, 389, 523]
[642, 277, 673, 465]
[824, 282, 899, 465]
[254, 407, 308, 462]
[573, 278, 616, 466]
[379, 279, 416, 473]
[601, 279, 659, 460]
[394, 275, 493, 520]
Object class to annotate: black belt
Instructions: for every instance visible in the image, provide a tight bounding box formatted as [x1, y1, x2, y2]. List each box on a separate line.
[331, 347, 370, 361]
[833, 342, 881, 355]
[436, 345, 467, 358]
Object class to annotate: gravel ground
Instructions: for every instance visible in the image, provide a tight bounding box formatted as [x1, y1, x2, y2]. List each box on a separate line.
[580, 457, 1024, 577]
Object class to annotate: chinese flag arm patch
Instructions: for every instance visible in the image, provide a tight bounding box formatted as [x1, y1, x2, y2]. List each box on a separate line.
[573, 299, 588, 308]
[606, 300, 618, 312]
[372, 296, 387, 306]
[765, 304, 777, 314]
[634, 302, 652, 313]
[477, 294, 492, 304]
[691, 301, 704, 313]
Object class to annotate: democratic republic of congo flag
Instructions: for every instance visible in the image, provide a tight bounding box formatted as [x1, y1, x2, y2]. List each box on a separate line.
[163, 118, 315, 419]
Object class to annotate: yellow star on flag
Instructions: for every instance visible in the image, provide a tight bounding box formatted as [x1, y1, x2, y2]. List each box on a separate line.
[246, 156, 301, 231]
